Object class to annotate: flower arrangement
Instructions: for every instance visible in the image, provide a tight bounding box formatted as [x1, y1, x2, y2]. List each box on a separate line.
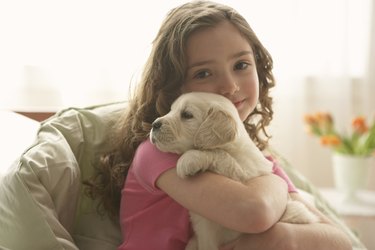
[304, 112, 375, 156]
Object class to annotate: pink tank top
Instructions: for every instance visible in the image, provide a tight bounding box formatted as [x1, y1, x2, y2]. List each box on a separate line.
[118, 140, 297, 250]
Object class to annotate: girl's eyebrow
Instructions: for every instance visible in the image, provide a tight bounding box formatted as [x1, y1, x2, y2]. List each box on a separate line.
[187, 60, 214, 70]
[187, 50, 254, 70]
[231, 50, 253, 59]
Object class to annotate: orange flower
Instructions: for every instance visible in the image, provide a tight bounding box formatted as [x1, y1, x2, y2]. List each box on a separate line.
[323, 113, 333, 124]
[320, 135, 341, 146]
[352, 116, 368, 134]
[304, 112, 375, 156]
[304, 114, 318, 125]
[315, 112, 330, 122]
[316, 112, 332, 127]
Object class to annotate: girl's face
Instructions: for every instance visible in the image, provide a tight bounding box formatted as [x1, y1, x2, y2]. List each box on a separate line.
[181, 21, 259, 122]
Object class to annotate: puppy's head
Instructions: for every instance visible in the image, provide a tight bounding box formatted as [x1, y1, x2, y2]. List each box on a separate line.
[150, 92, 239, 154]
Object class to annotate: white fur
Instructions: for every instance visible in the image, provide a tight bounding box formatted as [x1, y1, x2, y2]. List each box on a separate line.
[150, 92, 318, 250]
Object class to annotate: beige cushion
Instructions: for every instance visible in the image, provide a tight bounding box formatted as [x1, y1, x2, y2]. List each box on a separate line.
[0, 103, 125, 250]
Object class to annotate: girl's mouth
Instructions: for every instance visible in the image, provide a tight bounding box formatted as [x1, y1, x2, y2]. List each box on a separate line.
[233, 99, 245, 108]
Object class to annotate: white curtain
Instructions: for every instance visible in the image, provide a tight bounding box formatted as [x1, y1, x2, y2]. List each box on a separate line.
[0, 0, 373, 188]
[267, 0, 375, 188]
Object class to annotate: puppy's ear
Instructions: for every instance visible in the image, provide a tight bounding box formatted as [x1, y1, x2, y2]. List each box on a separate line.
[194, 107, 237, 149]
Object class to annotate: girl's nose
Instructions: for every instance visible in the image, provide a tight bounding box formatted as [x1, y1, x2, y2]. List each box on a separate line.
[218, 72, 239, 96]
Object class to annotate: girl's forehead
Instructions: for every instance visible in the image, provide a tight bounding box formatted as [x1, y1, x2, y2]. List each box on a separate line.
[185, 21, 253, 63]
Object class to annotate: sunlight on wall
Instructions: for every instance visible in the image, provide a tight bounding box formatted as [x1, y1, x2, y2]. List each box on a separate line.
[0, 0, 186, 109]
[0, 0, 371, 110]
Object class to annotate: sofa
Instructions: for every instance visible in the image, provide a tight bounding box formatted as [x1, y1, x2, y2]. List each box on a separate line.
[0, 103, 368, 250]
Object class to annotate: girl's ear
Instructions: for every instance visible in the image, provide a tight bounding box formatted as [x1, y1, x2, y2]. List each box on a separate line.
[193, 107, 237, 149]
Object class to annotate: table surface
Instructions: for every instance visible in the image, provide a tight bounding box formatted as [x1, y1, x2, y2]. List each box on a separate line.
[319, 188, 375, 217]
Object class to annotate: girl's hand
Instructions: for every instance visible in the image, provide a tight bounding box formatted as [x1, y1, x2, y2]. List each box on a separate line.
[219, 192, 352, 250]
[217, 223, 285, 250]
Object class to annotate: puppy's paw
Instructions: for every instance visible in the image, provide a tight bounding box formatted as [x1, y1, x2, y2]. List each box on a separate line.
[176, 150, 206, 178]
[280, 200, 319, 224]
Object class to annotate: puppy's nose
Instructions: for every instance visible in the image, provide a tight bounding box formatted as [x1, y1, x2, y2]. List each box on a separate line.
[152, 120, 162, 130]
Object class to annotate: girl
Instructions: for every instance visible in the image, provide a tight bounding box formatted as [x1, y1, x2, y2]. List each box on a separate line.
[86, 1, 352, 249]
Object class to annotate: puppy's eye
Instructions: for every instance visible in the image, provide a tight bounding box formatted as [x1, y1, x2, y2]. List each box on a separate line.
[181, 110, 193, 120]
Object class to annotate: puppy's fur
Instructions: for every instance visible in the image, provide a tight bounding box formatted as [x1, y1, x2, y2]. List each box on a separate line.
[150, 92, 318, 250]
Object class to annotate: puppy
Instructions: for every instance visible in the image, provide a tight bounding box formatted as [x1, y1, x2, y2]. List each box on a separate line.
[150, 92, 318, 250]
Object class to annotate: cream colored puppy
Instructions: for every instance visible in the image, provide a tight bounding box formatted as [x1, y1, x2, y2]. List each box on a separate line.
[150, 92, 318, 250]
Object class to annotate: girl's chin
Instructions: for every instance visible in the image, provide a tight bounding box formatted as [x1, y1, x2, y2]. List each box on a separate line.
[237, 103, 255, 121]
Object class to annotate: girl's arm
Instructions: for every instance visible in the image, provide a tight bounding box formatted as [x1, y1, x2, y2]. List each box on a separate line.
[221, 192, 352, 250]
[156, 168, 288, 233]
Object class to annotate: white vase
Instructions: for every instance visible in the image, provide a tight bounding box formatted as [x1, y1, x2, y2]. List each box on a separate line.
[332, 153, 373, 202]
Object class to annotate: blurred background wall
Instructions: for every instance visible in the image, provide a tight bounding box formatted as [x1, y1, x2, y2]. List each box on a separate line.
[0, 0, 374, 189]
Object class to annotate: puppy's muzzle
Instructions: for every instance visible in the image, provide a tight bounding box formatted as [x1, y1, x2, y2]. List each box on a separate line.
[150, 119, 162, 144]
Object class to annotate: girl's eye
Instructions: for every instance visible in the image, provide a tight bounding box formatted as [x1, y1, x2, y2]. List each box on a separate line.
[194, 70, 210, 79]
[234, 62, 249, 70]
[181, 110, 194, 120]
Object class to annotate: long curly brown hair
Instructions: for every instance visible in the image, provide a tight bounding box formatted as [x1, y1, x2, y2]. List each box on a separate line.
[84, 0, 275, 218]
